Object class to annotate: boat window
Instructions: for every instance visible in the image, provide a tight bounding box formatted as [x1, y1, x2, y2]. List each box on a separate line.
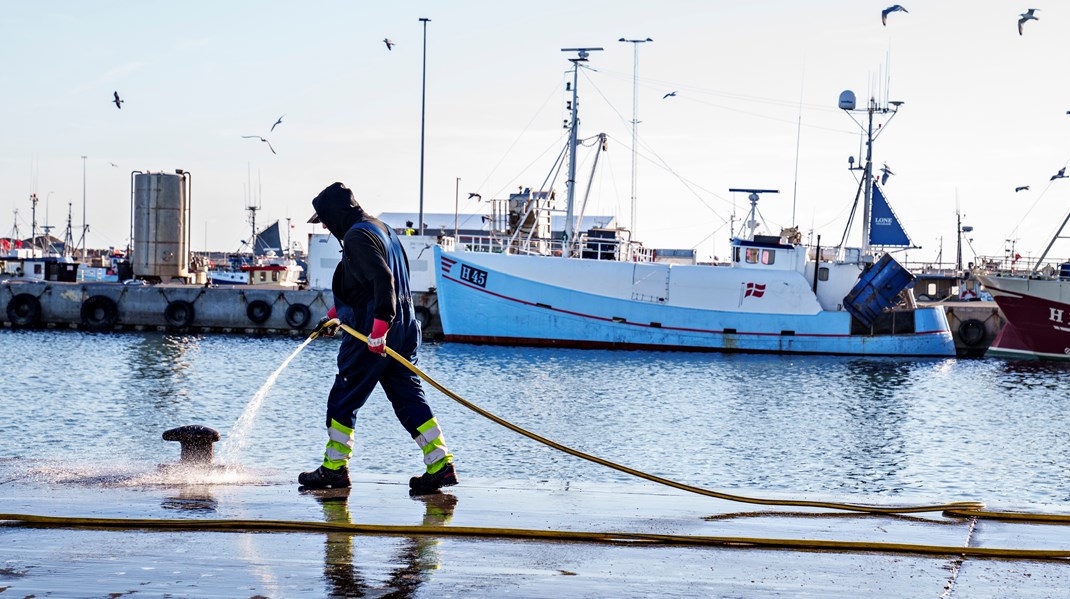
[761, 249, 775, 265]
[272, 272, 279, 282]
[260, 272, 267, 282]
[733, 247, 741, 262]
[927, 283, 936, 296]
[818, 267, 829, 281]
[745, 248, 759, 264]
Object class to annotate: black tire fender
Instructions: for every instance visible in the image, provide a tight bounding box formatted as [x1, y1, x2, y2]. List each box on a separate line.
[6, 293, 42, 327]
[414, 306, 432, 328]
[246, 299, 272, 324]
[285, 303, 312, 329]
[164, 300, 196, 328]
[81, 295, 119, 331]
[958, 318, 986, 347]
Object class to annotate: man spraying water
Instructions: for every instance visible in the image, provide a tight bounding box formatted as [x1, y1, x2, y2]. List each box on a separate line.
[301, 182, 458, 495]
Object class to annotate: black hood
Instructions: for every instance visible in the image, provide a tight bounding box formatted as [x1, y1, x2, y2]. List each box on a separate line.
[311, 182, 364, 239]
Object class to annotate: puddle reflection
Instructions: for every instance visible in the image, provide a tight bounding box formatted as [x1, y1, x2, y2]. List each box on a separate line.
[306, 488, 458, 597]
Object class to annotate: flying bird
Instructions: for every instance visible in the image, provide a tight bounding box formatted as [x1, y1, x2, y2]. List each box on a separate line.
[881, 5, 908, 26]
[112, 91, 123, 109]
[1019, 8, 1039, 35]
[662, 91, 677, 99]
[1015, 185, 1029, 192]
[241, 135, 276, 155]
[108, 162, 119, 168]
[467, 192, 482, 200]
[879, 163, 895, 185]
[383, 38, 395, 50]
[1051, 167, 1066, 181]
[270, 114, 285, 132]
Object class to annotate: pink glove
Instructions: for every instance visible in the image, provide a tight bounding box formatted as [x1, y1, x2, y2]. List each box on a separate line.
[367, 318, 390, 354]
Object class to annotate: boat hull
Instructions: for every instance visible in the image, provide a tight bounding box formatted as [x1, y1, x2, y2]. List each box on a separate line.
[435, 247, 955, 356]
[979, 275, 1070, 361]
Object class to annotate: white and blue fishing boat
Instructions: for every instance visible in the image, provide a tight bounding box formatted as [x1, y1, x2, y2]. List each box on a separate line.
[433, 51, 954, 357]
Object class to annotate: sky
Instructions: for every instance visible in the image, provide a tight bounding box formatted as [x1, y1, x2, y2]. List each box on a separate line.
[2, 1, 1069, 265]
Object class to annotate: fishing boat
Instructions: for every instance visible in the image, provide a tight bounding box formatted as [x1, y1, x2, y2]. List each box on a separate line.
[979, 211, 1070, 361]
[433, 51, 955, 357]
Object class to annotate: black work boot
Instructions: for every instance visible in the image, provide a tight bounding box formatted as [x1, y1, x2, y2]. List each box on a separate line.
[409, 462, 458, 495]
[298, 465, 351, 489]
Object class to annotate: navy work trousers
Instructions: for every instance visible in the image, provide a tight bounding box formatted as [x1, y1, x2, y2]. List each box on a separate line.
[325, 303, 433, 439]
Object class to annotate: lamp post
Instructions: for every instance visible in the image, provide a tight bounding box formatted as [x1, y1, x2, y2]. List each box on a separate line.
[454, 177, 460, 239]
[418, 17, 431, 237]
[80, 155, 87, 260]
[619, 37, 652, 239]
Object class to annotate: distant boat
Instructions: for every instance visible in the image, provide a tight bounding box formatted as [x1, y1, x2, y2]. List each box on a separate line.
[433, 55, 954, 357]
[979, 212, 1070, 361]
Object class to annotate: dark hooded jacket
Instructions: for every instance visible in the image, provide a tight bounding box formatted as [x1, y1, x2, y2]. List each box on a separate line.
[311, 182, 407, 323]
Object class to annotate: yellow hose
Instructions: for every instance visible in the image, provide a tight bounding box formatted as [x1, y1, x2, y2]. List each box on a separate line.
[3, 513, 1068, 561]
[334, 322, 985, 515]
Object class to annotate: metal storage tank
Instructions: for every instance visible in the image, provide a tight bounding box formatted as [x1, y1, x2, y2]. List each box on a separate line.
[132, 172, 189, 281]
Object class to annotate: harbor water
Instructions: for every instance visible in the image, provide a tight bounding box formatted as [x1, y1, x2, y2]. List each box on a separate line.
[3, 329, 1069, 510]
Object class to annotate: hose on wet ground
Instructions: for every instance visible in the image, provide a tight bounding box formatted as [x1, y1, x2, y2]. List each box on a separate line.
[317, 321, 990, 516]
[2, 513, 1069, 562]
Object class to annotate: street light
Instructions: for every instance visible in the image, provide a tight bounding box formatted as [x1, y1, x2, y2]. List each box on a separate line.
[418, 17, 431, 237]
[619, 37, 653, 239]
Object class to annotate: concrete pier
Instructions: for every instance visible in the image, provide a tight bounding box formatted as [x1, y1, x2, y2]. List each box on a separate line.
[1, 462, 1069, 597]
[1, 281, 445, 337]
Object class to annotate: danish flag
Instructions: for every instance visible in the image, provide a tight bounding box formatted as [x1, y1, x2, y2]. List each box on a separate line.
[743, 282, 766, 298]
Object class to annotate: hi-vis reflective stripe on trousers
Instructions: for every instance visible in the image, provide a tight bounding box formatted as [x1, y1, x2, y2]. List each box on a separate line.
[322, 419, 354, 470]
[415, 417, 452, 473]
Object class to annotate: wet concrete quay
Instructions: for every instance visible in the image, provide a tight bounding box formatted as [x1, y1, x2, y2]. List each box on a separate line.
[2, 460, 1070, 598]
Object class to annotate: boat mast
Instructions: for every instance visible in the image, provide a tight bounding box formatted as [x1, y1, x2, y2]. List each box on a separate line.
[839, 91, 901, 259]
[729, 188, 779, 241]
[561, 47, 601, 257]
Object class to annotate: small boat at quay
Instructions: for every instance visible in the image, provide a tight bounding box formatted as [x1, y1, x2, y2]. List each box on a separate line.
[433, 51, 955, 357]
[980, 210, 1070, 361]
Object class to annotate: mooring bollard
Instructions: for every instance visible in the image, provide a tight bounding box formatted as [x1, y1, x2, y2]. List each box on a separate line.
[162, 425, 221, 465]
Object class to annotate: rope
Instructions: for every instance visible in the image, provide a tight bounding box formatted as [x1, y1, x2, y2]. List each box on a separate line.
[2, 513, 1068, 561]
[330, 322, 984, 515]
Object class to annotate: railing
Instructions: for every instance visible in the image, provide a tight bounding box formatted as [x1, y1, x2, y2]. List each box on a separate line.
[451, 233, 655, 262]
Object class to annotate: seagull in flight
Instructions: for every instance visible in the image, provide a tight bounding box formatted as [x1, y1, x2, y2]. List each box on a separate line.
[113, 91, 123, 109]
[241, 135, 276, 155]
[879, 163, 895, 185]
[270, 114, 285, 132]
[1050, 167, 1066, 181]
[467, 192, 482, 200]
[1019, 9, 1039, 35]
[108, 162, 119, 168]
[881, 5, 908, 26]
[1015, 185, 1030, 192]
[383, 38, 395, 51]
[662, 91, 677, 99]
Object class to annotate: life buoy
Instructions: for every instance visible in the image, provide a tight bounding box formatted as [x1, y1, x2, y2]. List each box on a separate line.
[959, 288, 978, 301]
[246, 299, 272, 324]
[164, 300, 196, 328]
[81, 295, 119, 331]
[6, 293, 42, 327]
[285, 303, 312, 329]
[958, 319, 986, 347]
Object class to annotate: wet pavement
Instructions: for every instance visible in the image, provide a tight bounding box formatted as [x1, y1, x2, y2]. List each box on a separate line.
[1, 461, 1070, 598]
